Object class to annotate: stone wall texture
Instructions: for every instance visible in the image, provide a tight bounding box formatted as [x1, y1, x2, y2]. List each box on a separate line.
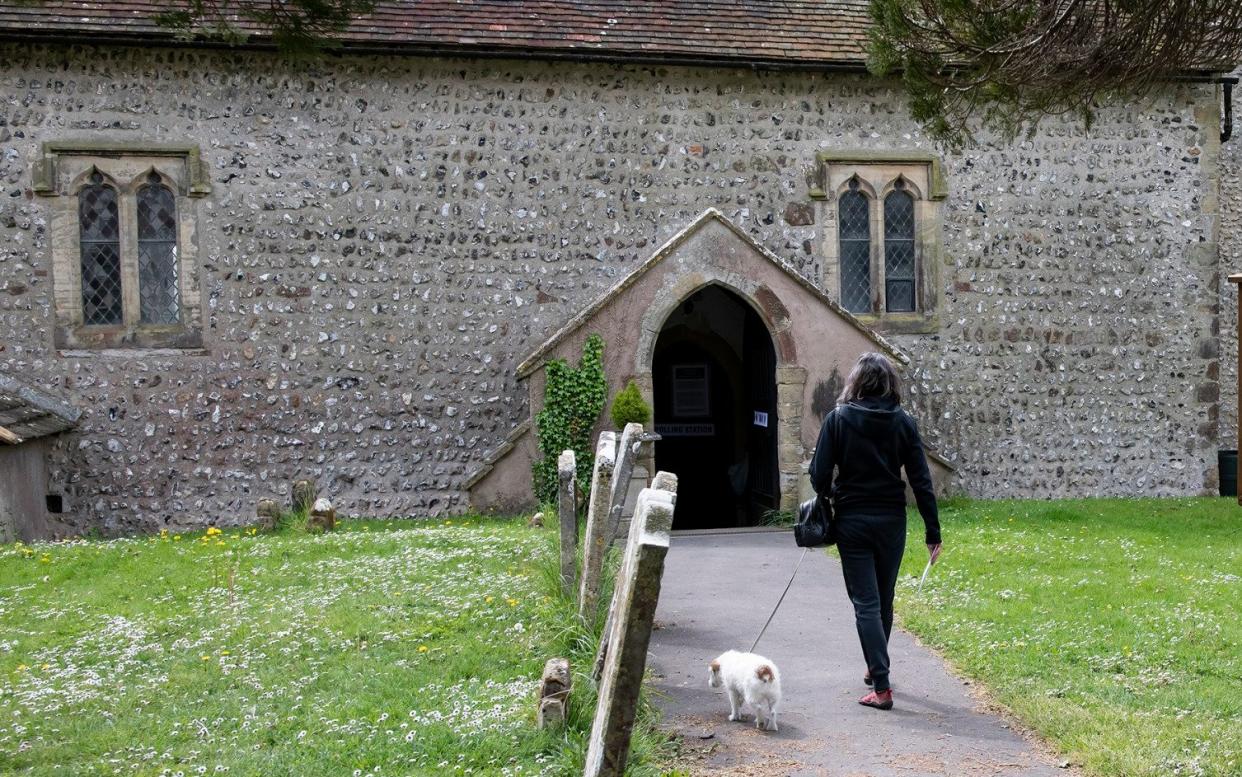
[0, 43, 1230, 534]
[1218, 71, 1241, 462]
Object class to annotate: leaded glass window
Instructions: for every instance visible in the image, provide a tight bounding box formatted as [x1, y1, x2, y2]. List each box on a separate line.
[838, 178, 871, 314]
[78, 172, 123, 326]
[137, 173, 180, 324]
[884, 181, 916, 313]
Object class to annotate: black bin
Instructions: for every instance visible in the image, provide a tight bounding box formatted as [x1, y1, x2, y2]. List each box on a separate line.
[1219, 449, 1238, 497]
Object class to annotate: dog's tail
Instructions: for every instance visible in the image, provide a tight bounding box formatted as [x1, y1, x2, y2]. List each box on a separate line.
[755, 664, 775, 683]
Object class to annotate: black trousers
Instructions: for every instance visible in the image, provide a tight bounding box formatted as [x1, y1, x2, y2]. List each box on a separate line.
[836, 512, 907, 693]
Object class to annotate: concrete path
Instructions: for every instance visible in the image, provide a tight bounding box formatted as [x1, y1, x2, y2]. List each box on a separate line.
[648, 530, 1073, 777]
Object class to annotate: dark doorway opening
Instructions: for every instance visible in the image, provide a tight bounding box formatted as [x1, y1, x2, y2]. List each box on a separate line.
[653, 286, 779, 530]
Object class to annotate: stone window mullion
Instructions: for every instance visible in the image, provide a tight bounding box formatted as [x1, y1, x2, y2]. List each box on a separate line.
[117, 190, 142, 328]
[872, 195, 885, 314]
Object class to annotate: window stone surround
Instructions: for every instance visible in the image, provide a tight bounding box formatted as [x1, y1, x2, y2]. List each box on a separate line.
[34, 141, 209, 351]
[812, 151, 947, 334]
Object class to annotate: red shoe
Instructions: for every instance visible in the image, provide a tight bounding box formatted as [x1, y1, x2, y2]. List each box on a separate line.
[859, 689, 893, 710]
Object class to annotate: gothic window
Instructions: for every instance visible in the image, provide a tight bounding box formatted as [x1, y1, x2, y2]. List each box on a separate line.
[137, 173, 180, 325]
[39, 143, 209, 351]
[815, 154, 944, 334]
[838, 178, 872, 314]
[77, 172, 123, 326]
[884, 180, 916, 313]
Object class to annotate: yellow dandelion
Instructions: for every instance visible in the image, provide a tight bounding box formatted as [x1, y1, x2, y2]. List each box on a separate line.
[506, 598, 519, 607]
[39, 555, 50, 564]
[201, 655, 211, 661]
[484, 596, 494, 604]
[220, 650, 230, 656]
[15, 664, 28, 672]
[173, 535, 181, 541]
[40, 664, 50, 670]
[417, 645, 429, 653]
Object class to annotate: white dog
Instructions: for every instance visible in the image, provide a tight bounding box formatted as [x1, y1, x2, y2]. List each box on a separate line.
[708, 650, 782, 731]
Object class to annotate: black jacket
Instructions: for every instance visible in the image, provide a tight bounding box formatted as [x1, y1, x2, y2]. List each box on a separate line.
[808, 396, 941, 544]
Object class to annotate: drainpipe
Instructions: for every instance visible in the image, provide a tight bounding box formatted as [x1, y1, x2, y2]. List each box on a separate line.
[1222, 77, 1237, 143]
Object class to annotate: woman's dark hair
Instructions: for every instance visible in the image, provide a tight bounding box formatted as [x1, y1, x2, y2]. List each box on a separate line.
[837, 352, 901, 404]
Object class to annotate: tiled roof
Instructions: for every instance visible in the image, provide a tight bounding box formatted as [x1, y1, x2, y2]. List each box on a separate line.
[0, 374, 80, 443]
[0, 1, 873, 68]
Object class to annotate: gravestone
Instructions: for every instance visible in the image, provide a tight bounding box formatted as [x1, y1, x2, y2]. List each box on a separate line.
[604, 424, 645, 550]
[651, 470, 678, 494]
[583, 488, 674, 777]
[592, 484, 676, 681]
[614, 432, 661, 541]
[557, 449, 577, 595]
[307, 496, 336, 532]
[536, 657, 571, 729]
[255, 498, 280, 531]
[577, 431, 617, 620]
[291, 479, 317, 512]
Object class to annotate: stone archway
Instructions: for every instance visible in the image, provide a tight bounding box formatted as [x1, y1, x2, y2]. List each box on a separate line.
[633, 275, 806, 518]
[648, 284, 781, 529]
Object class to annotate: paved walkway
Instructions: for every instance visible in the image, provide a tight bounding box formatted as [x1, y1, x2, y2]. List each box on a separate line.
[648, 530, 1073, 777]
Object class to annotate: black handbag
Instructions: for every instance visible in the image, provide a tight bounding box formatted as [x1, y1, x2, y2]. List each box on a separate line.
[794, 495, 836, 547]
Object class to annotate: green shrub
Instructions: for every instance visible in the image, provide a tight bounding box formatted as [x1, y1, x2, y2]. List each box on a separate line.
[609, 379, 651, 428]
[532, 334, 607, 504]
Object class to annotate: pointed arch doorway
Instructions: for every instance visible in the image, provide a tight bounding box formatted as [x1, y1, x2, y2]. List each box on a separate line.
[653, 285, 778, 530]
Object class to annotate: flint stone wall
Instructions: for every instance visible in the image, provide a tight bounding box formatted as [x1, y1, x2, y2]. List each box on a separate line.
[1219, 71, 1242, 461]
[0, 42, 1227, 533]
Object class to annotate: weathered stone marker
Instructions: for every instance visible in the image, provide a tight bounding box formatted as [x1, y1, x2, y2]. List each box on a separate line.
[536, 657, 571, 729]
[307, 496, 336, 532]
[291, 479, 317, 513]
[592, 484, 676, 682]
[650, 470, 678, 494]
[256, 498, 280, 531]
[583, 488, 674, 777]
[577, 431, 617, 620]
[557, 449, 577, 595]
[602, 424, 644, 550]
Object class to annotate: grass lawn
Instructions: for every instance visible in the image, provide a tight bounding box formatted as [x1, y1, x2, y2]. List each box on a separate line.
[0, 516, 658, 777]
[894, 498, 1242, 777]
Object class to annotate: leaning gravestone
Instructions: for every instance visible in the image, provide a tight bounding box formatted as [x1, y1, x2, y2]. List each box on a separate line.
[583, 487, 674, 777]
[613, 431, 661, 541]
[557, 449, 577, 596]
[577, 431, 617, 620]
[603, 423, 645, 551]
[592, 482, 676, 682]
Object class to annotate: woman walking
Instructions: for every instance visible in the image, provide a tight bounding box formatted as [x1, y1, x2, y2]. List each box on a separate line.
[809, 352, 942, 710]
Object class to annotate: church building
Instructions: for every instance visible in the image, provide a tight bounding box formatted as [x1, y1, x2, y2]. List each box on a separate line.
[0, 2, 1238, 535]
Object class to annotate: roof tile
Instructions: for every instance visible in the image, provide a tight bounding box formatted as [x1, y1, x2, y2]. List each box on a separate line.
[0, 1, 873, 67]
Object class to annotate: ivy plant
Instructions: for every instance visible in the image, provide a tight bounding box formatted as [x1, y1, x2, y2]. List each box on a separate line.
[532, 334, 607, 505]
